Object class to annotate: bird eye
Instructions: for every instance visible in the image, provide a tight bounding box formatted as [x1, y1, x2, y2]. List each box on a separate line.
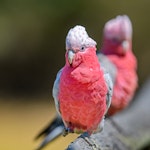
[80, 46, 85, 51]
[112, 37, 118, 43]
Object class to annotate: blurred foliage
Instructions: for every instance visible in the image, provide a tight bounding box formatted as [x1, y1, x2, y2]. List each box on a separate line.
[0, 0, 149, 97]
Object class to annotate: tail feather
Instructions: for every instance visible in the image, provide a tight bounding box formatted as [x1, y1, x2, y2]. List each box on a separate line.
[35, 115, 64, 150]
[36, 126, 64, 150]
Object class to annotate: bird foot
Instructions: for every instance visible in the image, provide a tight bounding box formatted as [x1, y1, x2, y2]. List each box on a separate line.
[63, 128, 74, 137]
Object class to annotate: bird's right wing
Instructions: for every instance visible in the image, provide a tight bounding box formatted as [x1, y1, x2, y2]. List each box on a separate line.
[52, 68, 63, 115]
[35, 69, 64, 150]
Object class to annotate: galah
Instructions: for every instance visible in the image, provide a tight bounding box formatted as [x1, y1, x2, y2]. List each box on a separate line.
[35, 15, 138, 148]
[35, 25, 113, 150]
[97, 15, 138, 115]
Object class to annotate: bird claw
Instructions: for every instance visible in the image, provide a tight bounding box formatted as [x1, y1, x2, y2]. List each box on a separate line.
[63, 128, 74, 136]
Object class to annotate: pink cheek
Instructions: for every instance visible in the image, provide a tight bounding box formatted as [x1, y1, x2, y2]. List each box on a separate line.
[73, 55, 82, 67]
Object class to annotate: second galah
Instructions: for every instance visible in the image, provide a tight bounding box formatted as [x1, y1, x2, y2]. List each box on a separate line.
[97, 15, 138, 115]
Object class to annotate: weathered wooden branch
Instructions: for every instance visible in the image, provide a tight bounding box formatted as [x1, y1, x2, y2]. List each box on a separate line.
[66, 78, 150, 150]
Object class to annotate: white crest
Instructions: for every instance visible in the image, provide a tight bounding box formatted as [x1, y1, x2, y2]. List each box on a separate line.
[66, 25, 96, 50]
[104, 15, 132, 40]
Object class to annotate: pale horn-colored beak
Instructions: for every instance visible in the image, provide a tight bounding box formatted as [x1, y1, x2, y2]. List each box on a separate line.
[122, 40, 129, 51]
[68, 50, 75, 65]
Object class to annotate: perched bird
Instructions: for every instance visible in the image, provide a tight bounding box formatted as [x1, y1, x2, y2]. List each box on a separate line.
[98, 15, 138, 115]
[35, 15, 138, 149]
[35, 25, 113, 150]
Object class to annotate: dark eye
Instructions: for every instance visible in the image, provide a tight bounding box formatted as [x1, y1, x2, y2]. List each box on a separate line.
[112, 37, 119, 43]
[80, 46, 85, 51]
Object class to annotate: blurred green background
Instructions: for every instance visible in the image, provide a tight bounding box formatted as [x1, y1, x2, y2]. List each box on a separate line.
[0, 0, 150, 150]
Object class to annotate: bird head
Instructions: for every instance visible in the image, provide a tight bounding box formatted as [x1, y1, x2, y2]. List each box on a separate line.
[102, 15, 132, 55]
[65, 25, 97, 67]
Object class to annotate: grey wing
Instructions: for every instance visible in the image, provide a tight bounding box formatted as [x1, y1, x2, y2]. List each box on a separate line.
[104, 72, 113, 114]
[97, 52, 115, 113]
[97, 52, 117, 84]
[52, 68, 63, 115]
[93, 72, 113, 133]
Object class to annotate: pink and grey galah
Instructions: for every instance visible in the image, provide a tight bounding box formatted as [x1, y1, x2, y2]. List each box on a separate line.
[35, 15, 138, 149]
[54, 25, 112, 134]
[35, 25, 113, 150]
[97, 15, 138, 115]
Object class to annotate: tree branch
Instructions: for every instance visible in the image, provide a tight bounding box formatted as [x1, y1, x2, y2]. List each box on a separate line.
[66, 78, 150, 150]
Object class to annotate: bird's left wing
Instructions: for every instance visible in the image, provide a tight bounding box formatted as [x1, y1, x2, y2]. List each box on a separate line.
[97, 52, 114, 113]
[104, 72, 113, 114]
